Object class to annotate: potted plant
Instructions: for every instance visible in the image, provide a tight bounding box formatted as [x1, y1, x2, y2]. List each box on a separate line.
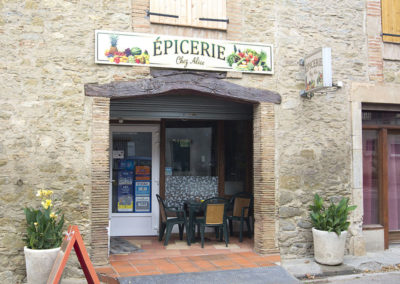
[309, 194, 356, 265]
[23, 189, 65, 284]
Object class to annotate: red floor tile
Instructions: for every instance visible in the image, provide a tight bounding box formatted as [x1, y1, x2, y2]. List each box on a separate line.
[95, 235, 279, 279]
[135, 264, 159, 273]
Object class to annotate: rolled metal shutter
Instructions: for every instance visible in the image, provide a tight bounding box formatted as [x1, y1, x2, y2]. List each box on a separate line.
[110, 94, 253, 120]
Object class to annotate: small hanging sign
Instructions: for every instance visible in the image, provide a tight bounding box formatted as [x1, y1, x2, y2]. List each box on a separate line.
[47, 225, 100, 284]
[304, 47, 332, 93]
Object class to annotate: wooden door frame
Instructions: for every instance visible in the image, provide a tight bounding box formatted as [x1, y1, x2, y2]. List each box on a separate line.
[363, 125, 400, 248]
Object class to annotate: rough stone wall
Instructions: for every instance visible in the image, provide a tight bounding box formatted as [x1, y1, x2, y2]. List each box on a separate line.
[273, 0, 368, 258]
[0, 0, 148, 282]
[0, 0, 391, 281]
[384, 61, 400, 83]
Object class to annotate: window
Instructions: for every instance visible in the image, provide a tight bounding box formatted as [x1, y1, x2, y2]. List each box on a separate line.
[362, 110, 400, 247]
[381, 0, 400, 43]
[149, 0, 228, 30]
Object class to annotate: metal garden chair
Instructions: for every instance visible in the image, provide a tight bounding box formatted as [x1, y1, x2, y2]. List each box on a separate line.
[226, 192, 253, 242]
[194, 197, 229, 248]
[156, 194, 188, 246]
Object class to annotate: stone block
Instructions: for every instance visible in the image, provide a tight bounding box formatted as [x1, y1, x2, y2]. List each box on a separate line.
[279, 207, 302, 218]
[279, 190, 294, 205]
[363, 229, 384, 252]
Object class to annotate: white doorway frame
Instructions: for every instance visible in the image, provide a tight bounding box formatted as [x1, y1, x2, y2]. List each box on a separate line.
[109, 124, 160, 236]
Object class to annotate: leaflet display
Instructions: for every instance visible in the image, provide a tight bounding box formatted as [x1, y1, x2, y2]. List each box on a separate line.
[112, 132, 152, 214]
[134, 166, 151, 212]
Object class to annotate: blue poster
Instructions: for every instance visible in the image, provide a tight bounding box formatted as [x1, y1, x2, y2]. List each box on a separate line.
[135, 181, 151, 196]
[126, 159, 134, 170]
[118, 171, 134, 185]
[117, 185, 133, 212]
[118, 159, 134, 170]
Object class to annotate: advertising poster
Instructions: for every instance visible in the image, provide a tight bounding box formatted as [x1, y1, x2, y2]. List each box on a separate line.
[118, 171, 134, 185]
[135, 196, 151, 213]
[118, 159, 134, 170]
[117, 185, 134, 212]
[135, 181, 151, 196]
[135, 166, 151, 176]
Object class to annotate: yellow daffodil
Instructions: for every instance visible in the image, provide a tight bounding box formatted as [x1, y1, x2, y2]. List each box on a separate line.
[36, 189, 54, 198]
[50, 212, 57, 219]
[41, 199, 52, 209]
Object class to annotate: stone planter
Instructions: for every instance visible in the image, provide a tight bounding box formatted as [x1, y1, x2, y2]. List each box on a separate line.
[312, 228, 347, 265]
[24, 246, 60, 284]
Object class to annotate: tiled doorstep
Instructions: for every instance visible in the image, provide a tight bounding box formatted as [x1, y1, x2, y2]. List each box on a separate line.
[96, 252, 281, 282]
[97, 235, 280, 282]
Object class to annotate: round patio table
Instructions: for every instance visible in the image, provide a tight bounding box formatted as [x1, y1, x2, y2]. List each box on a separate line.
[183, 200, 203, 245]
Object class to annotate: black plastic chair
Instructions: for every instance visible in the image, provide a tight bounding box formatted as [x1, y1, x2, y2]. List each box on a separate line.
[156, 194, 188, 246]
[194, 197, 229, 248]
[226, 192, 253, 242]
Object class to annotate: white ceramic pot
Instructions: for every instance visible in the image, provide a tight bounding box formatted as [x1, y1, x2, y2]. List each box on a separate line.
[312, 228, 347, 265]
[24, 246, 60, 284]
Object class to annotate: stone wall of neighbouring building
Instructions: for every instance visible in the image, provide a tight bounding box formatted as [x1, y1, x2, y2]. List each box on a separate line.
[272, 0, 368, 258]
[384, 60, 400, 83]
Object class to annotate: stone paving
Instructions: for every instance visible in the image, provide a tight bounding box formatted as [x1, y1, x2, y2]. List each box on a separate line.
[282, 245, 400, 281]
[95, 234, 281, 283]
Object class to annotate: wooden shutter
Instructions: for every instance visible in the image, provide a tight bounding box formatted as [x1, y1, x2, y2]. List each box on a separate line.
[149, 0, 189, 26]
[192, 0, 227, 30]
[382, 0, 400, 43]
[149, 0, 227, 30]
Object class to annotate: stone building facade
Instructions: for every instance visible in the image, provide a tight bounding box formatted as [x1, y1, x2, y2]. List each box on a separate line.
[0, 0, 399, 282]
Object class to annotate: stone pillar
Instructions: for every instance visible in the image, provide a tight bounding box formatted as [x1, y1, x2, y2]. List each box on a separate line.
[349, 99, 366, 256]
[253, 102, 278, 254]
[90, 97, 110, 265]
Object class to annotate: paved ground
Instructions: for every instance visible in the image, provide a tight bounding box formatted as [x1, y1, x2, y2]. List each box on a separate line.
[117, 266, 299, 284]
[96, 234, 280, 282]
[282, 245, 400, 279]
[303, 271, 400, 283]
[95, 236, 400, 283]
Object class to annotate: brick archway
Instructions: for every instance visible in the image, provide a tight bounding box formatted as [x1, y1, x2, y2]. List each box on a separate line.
[86, 71, 280, 264]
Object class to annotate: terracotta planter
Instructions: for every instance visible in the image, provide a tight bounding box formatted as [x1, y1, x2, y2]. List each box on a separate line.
[24, 246, 60, 284]
[312, 228, 347, 265]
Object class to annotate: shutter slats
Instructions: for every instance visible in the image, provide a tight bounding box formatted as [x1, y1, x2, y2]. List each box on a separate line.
[149, 0, 227, 30]
[382, 0, 400, 43]
[110, 95, 252, 121]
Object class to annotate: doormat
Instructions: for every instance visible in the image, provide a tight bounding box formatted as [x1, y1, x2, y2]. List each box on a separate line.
[110, 237, 144, 255]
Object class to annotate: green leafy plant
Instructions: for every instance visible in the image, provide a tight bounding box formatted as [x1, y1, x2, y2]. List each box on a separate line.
[24, 190, 65, 249]
[309, 194, 356, 236]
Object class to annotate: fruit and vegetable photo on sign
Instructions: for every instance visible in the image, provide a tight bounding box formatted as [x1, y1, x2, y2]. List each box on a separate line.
[304, 47, 332, 92]
[95, 30, 274, 74]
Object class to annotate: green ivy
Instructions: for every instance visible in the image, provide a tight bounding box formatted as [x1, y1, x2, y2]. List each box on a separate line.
[309, 194, 356, 236]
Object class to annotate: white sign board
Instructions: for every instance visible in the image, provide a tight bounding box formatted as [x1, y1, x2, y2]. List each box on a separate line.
[95, 30, 273, 74]
[304, 47, 332, 92]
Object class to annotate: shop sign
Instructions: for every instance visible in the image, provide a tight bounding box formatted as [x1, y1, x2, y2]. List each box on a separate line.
[304, 47, 332, 92]
[95, 30, 273, 74]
